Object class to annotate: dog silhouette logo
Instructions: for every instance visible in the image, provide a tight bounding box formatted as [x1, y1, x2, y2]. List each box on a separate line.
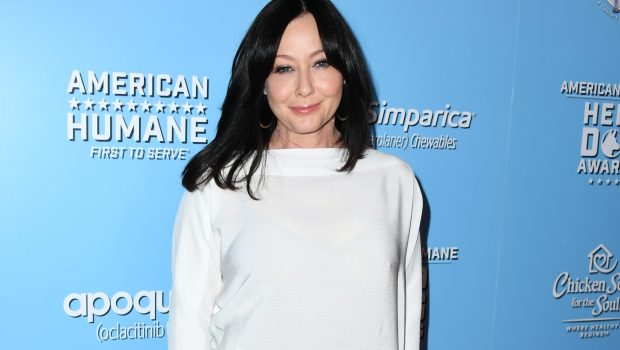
[608, 0, 620, 13]
[601, 129, 620, 158]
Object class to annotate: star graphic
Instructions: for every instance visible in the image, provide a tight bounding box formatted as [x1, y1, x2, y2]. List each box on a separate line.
[168, 101, 179, 114]
[588, 178, 595, 185]
[98, 98, 109, 111]
[69, 97, 80, 110]
[616, 179, 620, 186]
[182, 102, 193, 114]
[84, 98, 95, 110]
[112, 99, 123, 112]
[598, 178, 603, 185]
[607, 179, 612, 185]
[155, 101, 166, 113]
[141, 100, 151, 112]
[127, 99, 138, 112]
[195, 102, 207, 115]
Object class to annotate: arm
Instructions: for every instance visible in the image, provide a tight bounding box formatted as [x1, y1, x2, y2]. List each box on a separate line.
[169, 188, 223, 350]
[404, 177, 423, 350]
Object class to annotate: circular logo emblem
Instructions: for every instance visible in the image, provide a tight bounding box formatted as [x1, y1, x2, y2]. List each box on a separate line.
[601, 129, 620, 158]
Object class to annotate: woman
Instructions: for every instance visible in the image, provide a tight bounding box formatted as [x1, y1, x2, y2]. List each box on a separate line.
[169, 1, 423, 349]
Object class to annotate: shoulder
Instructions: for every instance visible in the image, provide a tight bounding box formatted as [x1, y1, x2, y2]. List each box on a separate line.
[179, 180, 222, 210]
[359, 149, 422, 202]
[357, 149, 416, 178]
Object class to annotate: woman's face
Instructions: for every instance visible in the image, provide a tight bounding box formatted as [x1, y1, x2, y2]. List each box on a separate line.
[264, 14, 344, 148]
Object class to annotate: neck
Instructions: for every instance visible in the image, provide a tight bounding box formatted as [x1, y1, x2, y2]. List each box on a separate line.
[268, 126, 342, 149]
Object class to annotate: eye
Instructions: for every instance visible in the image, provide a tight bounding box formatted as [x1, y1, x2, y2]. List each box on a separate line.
[314, 59, 330, 68]
[274, 65, 293, 74]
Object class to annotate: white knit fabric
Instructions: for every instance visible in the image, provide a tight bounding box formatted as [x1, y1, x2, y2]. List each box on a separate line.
[169, 148, 423, 350]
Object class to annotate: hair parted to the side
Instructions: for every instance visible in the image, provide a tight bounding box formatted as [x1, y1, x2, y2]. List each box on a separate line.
[182, 0, 373, 198]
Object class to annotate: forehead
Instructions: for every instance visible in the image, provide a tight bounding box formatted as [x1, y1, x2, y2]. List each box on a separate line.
[277, 14, 323, 55]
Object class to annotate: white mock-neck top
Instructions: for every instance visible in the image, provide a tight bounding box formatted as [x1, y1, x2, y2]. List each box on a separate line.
[169, 148, 423, 350]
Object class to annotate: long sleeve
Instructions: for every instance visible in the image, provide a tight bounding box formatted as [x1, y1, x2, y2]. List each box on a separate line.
[403, 176, 423, 350]
[169, 187, 223, 350]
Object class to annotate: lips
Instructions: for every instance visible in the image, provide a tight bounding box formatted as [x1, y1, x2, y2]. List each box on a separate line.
[289, 103, 320, 115]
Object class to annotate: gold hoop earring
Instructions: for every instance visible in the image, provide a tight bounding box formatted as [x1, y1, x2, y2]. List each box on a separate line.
[259, 116, 274, 129]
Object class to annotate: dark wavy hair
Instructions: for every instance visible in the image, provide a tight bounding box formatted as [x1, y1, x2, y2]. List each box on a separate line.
[182, 0, 372, 198]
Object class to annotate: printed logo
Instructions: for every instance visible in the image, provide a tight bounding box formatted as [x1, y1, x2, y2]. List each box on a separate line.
[367, 100, 476, 151]
[607, 0, 620, 13]
[560, 80, 620, 187]
[590, 244, 619, 274]
[63, 290, 170, 342]
[66, 70, 210, 160]
[423, 246, 460, 264]
[601, 130, 620, 159]
[552, 244, 620, 339]
[598, 1, 620, 20]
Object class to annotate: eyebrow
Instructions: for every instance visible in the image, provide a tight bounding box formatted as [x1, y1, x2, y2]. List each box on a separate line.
[275, 49, 325, 59]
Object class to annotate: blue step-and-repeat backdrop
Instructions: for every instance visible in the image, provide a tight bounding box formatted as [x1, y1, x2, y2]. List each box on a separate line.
[1, 1, 618, 349]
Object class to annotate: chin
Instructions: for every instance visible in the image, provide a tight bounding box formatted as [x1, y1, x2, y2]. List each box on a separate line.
[292, 119, 332, 134]
[291, 126, 326, 136]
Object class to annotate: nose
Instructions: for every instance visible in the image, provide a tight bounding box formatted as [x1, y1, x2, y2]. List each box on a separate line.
[295, 68, 315, 97]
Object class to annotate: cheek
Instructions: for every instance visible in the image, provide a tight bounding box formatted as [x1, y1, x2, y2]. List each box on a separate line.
[265, 76, 294, 104]
[315, 71, 344, 97]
